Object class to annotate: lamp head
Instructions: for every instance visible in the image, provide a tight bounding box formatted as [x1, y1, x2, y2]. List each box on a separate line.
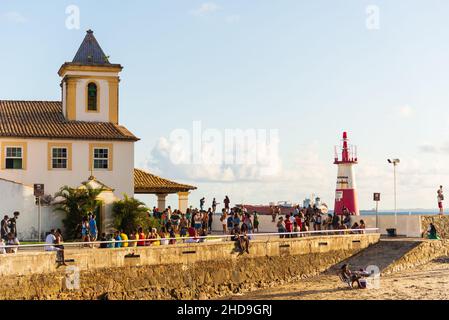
[388, 159, 400, 165]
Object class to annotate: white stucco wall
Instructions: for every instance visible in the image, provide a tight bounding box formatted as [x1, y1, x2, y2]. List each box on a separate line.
[0, 138, 134, 198]
[0, 178, 62, 240]
[60, 70, 120, 123]
[75, 78, 110, 122]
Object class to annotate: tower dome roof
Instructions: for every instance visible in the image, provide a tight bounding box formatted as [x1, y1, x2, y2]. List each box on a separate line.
[72, 29, 110, 65]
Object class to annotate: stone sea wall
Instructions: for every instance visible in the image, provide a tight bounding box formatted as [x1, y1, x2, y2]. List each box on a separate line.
[0, 234, 379, 300]
[421, 215, 449, 239]
[383, 239, 449, 275]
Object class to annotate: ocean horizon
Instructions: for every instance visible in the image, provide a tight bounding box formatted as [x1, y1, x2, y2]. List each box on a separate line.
[359, 209, 444, 216]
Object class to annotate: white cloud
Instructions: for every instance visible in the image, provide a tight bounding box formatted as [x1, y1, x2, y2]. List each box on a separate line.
[143, 134, 449, 211]
[146, 136, 282, 182]
[1, 11, 27, 24]
[190, 2, 221, 16]
[419, 141, 449, 155]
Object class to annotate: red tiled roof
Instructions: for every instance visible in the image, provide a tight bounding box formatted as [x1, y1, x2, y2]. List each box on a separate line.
[0, 100, 139, 141]
[134, 168, 197, 194]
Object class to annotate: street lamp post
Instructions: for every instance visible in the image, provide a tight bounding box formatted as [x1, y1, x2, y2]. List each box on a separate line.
[388, 159, 400, 230]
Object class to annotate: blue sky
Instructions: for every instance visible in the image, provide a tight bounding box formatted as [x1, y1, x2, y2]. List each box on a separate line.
[2, 0, 449, 210]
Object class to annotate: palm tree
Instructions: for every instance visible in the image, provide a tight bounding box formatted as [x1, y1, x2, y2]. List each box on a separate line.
[54, 183, 104, 239]
[112, 194, 150, 234]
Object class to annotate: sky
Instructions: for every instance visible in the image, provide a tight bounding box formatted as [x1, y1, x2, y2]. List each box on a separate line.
[1, 0, 449, 211]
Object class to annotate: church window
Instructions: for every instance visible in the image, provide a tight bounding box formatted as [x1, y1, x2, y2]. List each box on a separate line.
[5, 147, 23, 169]
[87, 82, 98, 111]
[93, 148, 109, 169]
[52, 147, 68, 169]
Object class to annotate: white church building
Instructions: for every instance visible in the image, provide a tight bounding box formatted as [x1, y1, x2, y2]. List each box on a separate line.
[0, 30, 196, 240]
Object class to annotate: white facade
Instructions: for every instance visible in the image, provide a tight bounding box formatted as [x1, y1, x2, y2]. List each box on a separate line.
[0, 138, 134, 198]
[59, 70, 120, 123]
[0, 178, 61, 240]
[0, 138, 135, 239]
[0, 31, 139, 239]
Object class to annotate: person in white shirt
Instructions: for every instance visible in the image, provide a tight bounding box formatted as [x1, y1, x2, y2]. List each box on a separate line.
[438, 186, 444, 215]
[45, 229, 59, 252]
[45, 229, 67, 265]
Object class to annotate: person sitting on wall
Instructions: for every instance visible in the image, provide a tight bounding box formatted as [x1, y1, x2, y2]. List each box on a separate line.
[45, 229, 67, 265]
[185, 227, 199, 243]
[231, 224, 240, 242]
[359, 220, 366, 234]
[128, 230, 137, 247]
[351, 222, 360, 234]
[292, 222, 300, 238]
[54, 229, 67, 266]
[120, 230, 129, 248]
[239, 223, 250, 254]
[277, 217, 286, 239]
[338, 221, 348, 235]
[137, 227, 146, 247]
[99, 233, 108, 249]
[427, 223, 441, 240]
[342, 210, 352, 228]
[284, 215, 293, 238]
[114, 231, 122, 248]
[332, 213, 340, 231]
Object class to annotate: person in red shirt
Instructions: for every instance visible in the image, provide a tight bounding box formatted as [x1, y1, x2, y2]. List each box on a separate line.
[137, 227, 146, 246]
[284, 215, 293, 238]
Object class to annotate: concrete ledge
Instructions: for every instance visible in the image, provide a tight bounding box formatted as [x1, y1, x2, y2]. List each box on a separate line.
[0, 234, 380, 277]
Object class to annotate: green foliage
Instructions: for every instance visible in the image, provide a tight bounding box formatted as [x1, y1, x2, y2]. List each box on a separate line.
[53, 183, 104, 240]
[148, 216, 162, 231]
[112, 194, 150, 234]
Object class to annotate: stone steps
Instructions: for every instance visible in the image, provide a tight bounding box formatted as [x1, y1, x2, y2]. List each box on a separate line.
[328, 238, 424, 274]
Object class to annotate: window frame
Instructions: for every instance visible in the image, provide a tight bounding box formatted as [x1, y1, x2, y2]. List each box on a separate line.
[51, 147, 68, 169]
[89, 143, 113, 171]
[93, 147, 109, 170]
[5, 147, 23, 170]
[47, 143, 72, 171]
[1, 142, 27, 170]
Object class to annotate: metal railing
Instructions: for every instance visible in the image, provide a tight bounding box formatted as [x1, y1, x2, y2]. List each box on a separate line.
[1, 228, 379, 252]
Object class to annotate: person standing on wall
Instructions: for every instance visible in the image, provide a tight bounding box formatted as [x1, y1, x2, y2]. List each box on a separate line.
[224, 196, 230, 213]
[438, 186, 444, 215]
[200, 198, 206, 211]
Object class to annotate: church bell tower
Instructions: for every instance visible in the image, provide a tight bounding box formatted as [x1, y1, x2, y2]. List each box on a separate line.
[58, 29, 123, 124]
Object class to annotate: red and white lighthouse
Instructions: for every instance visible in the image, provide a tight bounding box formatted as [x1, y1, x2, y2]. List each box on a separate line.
[334, 132, 359, 216]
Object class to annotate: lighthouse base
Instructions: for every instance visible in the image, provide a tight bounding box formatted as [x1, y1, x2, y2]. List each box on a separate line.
[334, 189, 359, 216]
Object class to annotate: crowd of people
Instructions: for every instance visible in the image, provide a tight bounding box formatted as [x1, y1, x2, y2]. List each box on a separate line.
[0, 197, 371, 257]
[92, 198, 254, 254]
[273, 205, 366, 237]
